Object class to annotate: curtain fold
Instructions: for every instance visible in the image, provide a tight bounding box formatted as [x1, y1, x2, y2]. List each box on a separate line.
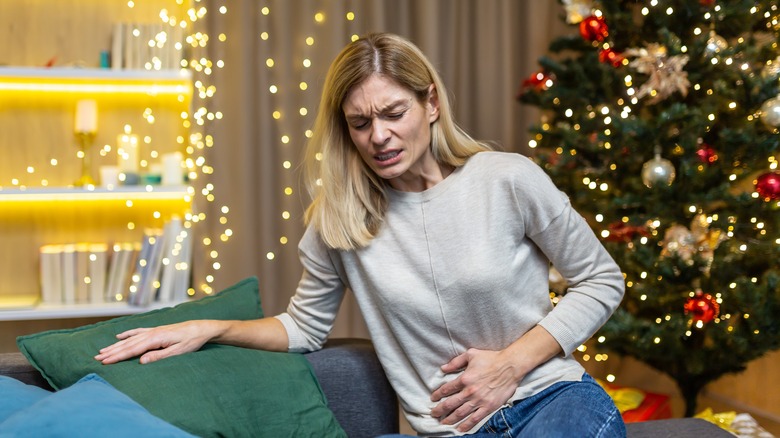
[202, 0, 568, 338]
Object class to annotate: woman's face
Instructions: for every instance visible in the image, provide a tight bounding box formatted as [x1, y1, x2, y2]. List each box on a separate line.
[342, 74, 440, 191]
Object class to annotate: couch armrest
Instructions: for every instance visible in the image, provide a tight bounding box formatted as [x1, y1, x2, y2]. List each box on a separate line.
[305, 338, 399, 437]
[0, 352, 52, 390]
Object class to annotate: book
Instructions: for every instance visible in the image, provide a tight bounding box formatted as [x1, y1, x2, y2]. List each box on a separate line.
[39, 244, 63, 305]
[60, 244, 77, 305]
[88, 243, 108, 304]
[108, 242, 139, 303]
[111, 22, 124, 70]
[141, 230, 166, 305]
[124, 22, 140, 70]
[173, 225, 193, 302]
[169, 23, 185, 70]
[157, 218, 184, 303]
[127, 233, 153, 306]
[128, 229, 165, 307]
[105, 243, 123, 302]
[74, 243, 90, 304]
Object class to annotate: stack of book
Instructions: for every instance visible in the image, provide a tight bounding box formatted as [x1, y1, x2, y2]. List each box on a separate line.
[111, 22, 186, 71]
[39, 218, 192, 307]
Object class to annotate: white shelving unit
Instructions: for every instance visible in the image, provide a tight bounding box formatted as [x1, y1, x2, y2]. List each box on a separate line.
[0, 66, 192, 95]
[0, 300, 183, 322]
[0, 186, 191, 201]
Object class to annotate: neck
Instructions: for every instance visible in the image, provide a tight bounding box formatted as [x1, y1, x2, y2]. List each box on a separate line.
[389, 162, 453, 192]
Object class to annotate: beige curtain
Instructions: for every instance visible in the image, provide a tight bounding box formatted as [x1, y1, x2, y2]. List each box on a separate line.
[201, 0, 568, 338]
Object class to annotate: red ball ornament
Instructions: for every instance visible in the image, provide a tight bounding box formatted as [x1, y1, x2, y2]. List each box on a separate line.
[755, 171, 780, 200]
[579, 15, 609, 42]
[606, 221, 649, 242]
[684, 292, 719, 323]
[695, 143, 718, 165]
[599, 48, 625, 67]
[521, 70, 553, 91]
[699, 0, 716, 6]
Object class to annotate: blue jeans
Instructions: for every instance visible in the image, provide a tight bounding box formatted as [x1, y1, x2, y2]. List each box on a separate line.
[379, 373, 625, 437]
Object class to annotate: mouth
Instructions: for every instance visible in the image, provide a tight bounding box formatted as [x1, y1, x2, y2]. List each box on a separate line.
[374, 150, 402, 165]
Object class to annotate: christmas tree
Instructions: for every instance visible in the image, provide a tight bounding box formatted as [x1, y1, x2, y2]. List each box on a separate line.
[518, 0, 780, 416]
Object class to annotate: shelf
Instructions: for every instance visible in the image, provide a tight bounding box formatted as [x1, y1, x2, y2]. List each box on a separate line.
[0, 299, 185, 322]
[0, 67, 192, 95]
[0, 186, 192, 202]
[0, 1, 199, 334]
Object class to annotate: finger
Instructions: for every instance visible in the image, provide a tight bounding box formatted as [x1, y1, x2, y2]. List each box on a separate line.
[95, 338, 133, 362]
[96, 329, 149, 356]
[431, 395, 459, 419]
[115, 327, 150, 340]
[440, 352, 469, 373]
[97, 334, 162, 364]
[139, 337, 202, 364]
[455, 407, 491, 433]
[96, 343, 145, 364]
[139, 348, 168, 364]
[439, 400, 478, 426]
[97, 332, 145, 356]
[431, 376, 464, 402]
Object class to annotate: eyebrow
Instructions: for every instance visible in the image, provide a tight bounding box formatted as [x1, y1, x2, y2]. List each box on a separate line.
[344, 97, 412, 121]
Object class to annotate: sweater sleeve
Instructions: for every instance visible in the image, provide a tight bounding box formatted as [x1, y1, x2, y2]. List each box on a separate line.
[511, 156, 625, 356]
[532, 203, 625, 355]
[274, 225, 347, 353]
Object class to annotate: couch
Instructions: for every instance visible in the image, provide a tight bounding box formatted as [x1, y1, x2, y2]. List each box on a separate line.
[0, 338, 733, 438]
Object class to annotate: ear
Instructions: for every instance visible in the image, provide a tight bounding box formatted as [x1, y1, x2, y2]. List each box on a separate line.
[426, 84, 440, 123]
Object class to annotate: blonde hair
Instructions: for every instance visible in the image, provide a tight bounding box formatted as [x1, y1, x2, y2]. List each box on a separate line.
[304, 33, 492, 250]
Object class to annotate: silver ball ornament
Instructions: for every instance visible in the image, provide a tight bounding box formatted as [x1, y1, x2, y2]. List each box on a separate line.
[760, 96, 780, 128]
[762, 56, 780, 79]
[642, 155, 676, 188]
[704, 32, 727, 56]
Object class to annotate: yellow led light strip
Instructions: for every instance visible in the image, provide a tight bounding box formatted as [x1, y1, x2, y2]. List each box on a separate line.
[0, 186, 193, 202]
[0, 67, 192, 95]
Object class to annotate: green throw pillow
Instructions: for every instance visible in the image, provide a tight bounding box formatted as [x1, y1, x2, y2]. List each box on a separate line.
[17, 277, 346, 438]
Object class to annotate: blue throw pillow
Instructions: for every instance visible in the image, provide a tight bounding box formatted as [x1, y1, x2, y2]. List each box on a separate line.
[0, 376, 50, 422]
[0, 373, 195, 437]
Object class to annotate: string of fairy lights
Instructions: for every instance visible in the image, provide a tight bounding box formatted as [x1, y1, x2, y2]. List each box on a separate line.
[254, 6, 360, 264]
[115, 0, 231, 296]
[145, 2, 363, 292]
[112, 0, 229, 297]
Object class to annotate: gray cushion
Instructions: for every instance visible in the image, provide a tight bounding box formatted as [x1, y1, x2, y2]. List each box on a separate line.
[306, 338, 399, 437]
[626, 418, 734, 437]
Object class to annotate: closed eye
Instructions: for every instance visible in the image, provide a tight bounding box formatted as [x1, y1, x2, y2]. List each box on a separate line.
[347, 117, 370, 130]
[385, 111, 405, 120]
[348, 111, 406, 130]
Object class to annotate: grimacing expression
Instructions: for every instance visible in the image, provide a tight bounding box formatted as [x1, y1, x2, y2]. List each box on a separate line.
[342, 74, 440, 191]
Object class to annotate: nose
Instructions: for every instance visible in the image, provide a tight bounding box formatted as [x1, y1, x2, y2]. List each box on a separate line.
[370, 119, 391, 146]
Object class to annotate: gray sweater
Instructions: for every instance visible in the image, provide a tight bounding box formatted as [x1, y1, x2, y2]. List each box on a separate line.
[276, 151, 625, 436]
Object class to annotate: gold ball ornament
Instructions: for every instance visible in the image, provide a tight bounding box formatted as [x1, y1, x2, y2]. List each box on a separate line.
[760, 96, 780, 128]
[642, 155, 676, 188]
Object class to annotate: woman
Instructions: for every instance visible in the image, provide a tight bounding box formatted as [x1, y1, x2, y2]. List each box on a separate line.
[97, 33, 626, 437]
